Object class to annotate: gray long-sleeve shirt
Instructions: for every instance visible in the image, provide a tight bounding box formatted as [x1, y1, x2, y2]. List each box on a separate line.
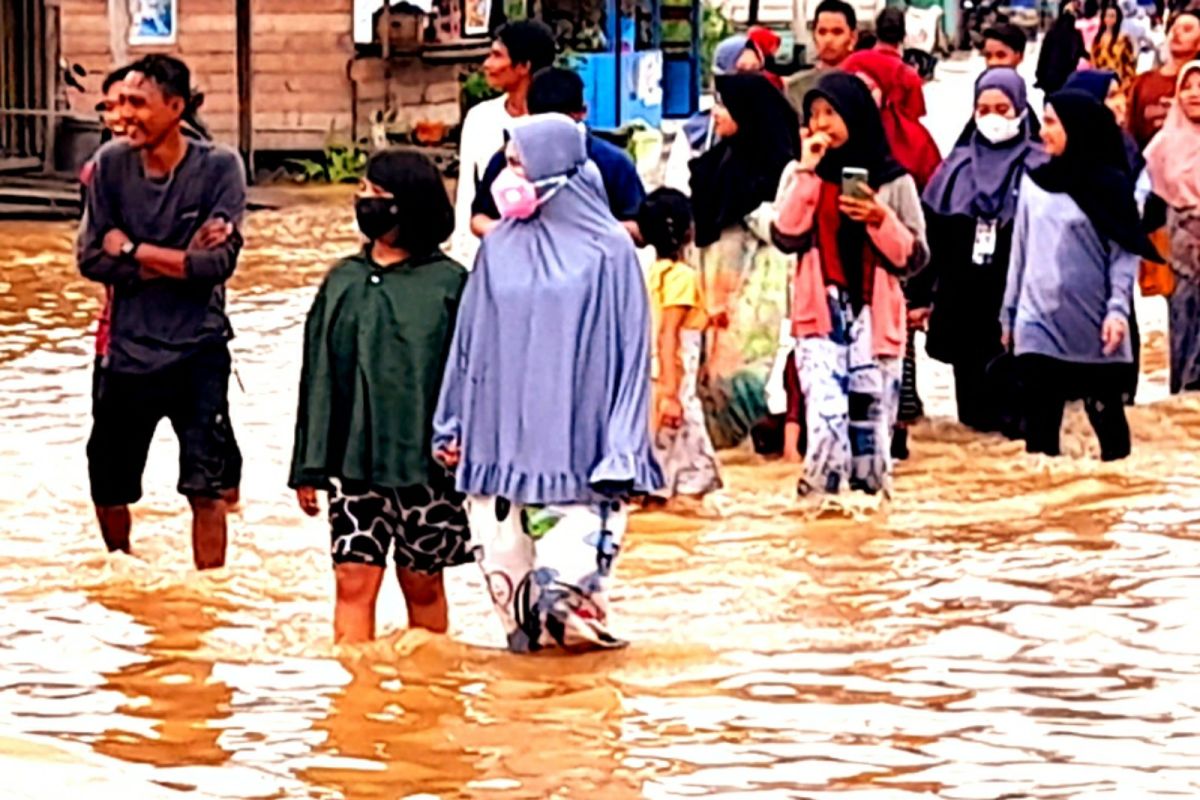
[1001, 176, 1138, 365]
[77, 139, 246, 374]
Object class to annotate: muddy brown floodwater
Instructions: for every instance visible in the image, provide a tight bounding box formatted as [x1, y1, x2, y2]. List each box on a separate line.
[2, 195, 1200, 800]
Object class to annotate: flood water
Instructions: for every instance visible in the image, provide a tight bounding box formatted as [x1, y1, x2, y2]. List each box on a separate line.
[4, 64, 1200, 800]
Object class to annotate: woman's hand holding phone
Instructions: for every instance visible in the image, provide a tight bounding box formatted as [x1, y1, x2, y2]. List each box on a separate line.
[839, 183, 886, 227]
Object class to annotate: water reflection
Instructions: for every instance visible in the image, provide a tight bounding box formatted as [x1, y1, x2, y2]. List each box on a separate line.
[88, 584, 234, 769]
[2, 194, 1200, 798]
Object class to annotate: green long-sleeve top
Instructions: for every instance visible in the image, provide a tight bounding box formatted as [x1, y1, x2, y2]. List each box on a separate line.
[289, 249, 467, 490]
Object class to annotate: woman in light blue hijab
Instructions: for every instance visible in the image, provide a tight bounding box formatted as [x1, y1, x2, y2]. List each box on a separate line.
[434, 114, 662, 653]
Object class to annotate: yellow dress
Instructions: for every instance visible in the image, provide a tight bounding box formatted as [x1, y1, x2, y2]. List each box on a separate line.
[1091, 34, 1138, 91]
[646, 259, 721, 497]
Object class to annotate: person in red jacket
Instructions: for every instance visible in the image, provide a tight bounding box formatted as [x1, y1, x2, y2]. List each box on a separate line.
[871, 7, 927, 120]
[841, 50, 942, 188]
[746, 25, 786, 91]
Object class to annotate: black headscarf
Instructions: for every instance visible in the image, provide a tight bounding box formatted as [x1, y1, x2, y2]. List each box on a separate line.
[1061, 70, 1146, 175]
[689, 73, 800, 247]
[802, 72, 907, 189]
[802, 73, 908, 309]
[1035, 4, 1087, 93]
[1030, 90, 1161, 262]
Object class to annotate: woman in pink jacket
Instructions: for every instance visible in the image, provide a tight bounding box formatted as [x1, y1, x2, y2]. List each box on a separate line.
[772, 73, 929, 498]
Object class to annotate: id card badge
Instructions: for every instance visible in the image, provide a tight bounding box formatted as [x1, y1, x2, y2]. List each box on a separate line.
[972, 219, 998, 265]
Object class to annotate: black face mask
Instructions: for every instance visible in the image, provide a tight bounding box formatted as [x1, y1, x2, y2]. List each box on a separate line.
[355, 197, 400, 241]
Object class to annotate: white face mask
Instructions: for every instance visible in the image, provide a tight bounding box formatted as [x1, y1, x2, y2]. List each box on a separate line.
[975, 112, 1024, 144]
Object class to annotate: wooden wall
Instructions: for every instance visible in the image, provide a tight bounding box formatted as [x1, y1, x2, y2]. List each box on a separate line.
[59, 0, 356, 151]
[250, 0, 355, 151]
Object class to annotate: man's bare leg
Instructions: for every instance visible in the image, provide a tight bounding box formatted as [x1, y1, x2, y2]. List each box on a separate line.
[190, 496, 227, 570]
[96, 505, 132, 553]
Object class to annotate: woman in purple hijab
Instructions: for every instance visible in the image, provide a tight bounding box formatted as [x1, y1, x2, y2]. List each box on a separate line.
[919, 68, 1045, 437]
[433, 113, 662, 653]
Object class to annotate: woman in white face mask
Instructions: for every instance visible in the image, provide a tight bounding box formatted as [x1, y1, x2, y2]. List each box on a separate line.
[917, 68, 1045, 437]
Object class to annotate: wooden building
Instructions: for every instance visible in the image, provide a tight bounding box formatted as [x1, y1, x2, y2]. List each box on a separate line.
[59, 0, 361, 154]
[2, 0, 490, 183]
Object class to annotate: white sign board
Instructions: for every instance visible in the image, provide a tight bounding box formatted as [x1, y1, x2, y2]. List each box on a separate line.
[128, 0, 177, 45]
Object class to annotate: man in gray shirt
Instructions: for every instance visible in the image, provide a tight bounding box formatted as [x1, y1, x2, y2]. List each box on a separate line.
[78, 54, 245, 570]
[786, 0, 859, 111]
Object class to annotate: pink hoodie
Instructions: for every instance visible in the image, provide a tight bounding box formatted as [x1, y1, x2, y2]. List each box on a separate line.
[774, 169, 916, 358]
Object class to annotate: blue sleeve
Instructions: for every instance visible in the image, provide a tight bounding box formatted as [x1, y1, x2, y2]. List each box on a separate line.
[1001, 189, 1030, 337]
[607, 158, 646, 221]
[77, 152, 141, 286]
[596, 145, 646, 221]
[470, 149, 506, 220]
[185, 149, 246, 283]
[1106, 246, 1139, 320]
[433, 251, 483, 453]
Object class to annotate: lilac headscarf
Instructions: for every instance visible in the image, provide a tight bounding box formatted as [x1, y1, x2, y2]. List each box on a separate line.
[714, 34, 749, 74]
[433, 114, 662, 504]
[683, 35, 751, 150]
[923, 68, 1045, 225]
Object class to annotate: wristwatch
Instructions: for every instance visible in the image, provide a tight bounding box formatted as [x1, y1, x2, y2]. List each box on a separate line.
[119, 239, 138, 260]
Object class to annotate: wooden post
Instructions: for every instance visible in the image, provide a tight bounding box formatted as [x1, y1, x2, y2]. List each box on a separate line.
[106, 0, 129, 68]
[43, 0, 60, 174]
[236, 0, 254, 178]
[382, 1, 392, 114]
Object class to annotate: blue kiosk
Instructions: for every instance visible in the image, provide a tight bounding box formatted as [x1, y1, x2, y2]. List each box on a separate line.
[536, 0, 700, 129]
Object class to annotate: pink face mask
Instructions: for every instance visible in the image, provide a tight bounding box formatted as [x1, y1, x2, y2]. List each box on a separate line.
[491, 167, 541, 220]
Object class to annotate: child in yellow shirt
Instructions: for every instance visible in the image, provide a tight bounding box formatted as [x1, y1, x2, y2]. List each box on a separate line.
[639, 189, 722, 499]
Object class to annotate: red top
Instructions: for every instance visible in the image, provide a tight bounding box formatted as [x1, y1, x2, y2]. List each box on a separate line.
[746, 26, 786, 91]
[851, 48, 927, 120]
[841, 50, 941, 189]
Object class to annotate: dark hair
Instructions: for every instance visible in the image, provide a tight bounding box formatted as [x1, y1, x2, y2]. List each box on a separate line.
[527, 67, 586, 115]
[1099, 2, 1124, 52]
[1082, 0, 1100, 17]
[813, 0, 857, 30]
[126, 54, 192, 102]
[496, 20, 557, 73]
[125, 54, 211, 139]
[982, 23, 1027, 54]
[875, 7, 906, 45]
[101, 65, 130, 94]
[365, 150, 454, 254]
[638, 188, 693, 260]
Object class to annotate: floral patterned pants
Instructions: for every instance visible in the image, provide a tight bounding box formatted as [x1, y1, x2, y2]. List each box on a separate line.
[466, 496, 629, 653]
[795, 290, 902, 497]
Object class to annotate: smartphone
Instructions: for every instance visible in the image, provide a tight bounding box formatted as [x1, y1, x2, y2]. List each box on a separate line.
[841, 167, 870, 200]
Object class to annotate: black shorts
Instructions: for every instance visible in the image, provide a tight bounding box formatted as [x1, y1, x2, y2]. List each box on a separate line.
[329, 472, 472, 573]
[88, 345, 241, 506]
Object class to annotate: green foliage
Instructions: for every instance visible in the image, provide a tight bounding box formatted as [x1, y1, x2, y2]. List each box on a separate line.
[286, 143, 368, 184]
[701, 2, 733, 87]
[504, 0, 528, 20]
[462, 69, 500, 111]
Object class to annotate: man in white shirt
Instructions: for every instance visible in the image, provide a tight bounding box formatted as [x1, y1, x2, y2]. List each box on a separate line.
[452, 19, 556, 262]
